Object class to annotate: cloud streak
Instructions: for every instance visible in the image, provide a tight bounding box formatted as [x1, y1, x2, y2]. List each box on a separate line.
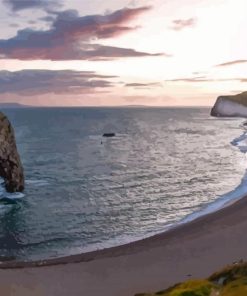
[0, 7, 165, 60]
[166, 76, 247, 83]
[215, 60, 247, 67]
[0, 70, 117, 96]
[125, 82, 162, 88]
[170, 18, 196, 31]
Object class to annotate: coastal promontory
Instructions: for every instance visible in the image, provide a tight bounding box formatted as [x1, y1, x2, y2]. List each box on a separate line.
[211, 91, 247, 117]
[0, 112, 24, 193]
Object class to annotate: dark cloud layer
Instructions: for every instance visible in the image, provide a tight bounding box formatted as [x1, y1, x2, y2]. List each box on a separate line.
[170, 18, 196, 31]
[0, 70, 117, 96]
[3, 0, 60, 11]
[0, 6, 164, 60]
[215, 60, 247, 67]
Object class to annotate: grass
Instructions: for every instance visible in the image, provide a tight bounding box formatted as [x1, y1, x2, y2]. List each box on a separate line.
[220, 91, 247, 106]
[135, 262, 247, 296]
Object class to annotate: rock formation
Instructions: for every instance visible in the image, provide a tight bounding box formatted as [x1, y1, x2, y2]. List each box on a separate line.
[0, 112, 24, 193]
[103, 133, 116, 137]
[211, 91, 247, 117]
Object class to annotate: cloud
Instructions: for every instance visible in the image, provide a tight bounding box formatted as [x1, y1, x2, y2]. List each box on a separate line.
[215, 60, 247, 67]
[230, 90, 247, 94]
[166, 76, 210, 82]
[39, 15, 56, 23]
[28, 20, 37, 25]
[3, 0, 61, 11]
[0, 70, 117, 96]
[165, 76, 247, 83]
[0, 6, 165, 61]
[9, 23, 19, 28]
[170, 18, 196, 31]
[125, 82, 162, 87]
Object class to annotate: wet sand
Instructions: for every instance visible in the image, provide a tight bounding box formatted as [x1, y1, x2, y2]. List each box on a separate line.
[1, 195, 247, 296]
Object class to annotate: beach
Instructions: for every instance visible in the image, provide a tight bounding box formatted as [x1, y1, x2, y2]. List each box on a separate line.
[1, 193, 247, 296]
[0, 0, 246, 293]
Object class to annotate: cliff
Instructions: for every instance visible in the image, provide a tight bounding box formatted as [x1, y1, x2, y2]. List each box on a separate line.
[211, 91, 247, 117]
[0, 112, 24, 192]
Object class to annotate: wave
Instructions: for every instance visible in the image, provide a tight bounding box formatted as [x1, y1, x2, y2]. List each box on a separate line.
[176, 127, 247, 226]
[231, 131, 247, 153]
[2, 114, 247, 261]
[0, 178, 49, 211]
[0, 178, 24, 210]
[82, 128, 247, 253]
[25, 179, 49, 186]
[179, 169, 247, 224]
[0, 184, 24, 201]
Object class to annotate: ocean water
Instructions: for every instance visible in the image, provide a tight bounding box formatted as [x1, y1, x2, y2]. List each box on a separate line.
[0, 107, 246, 261]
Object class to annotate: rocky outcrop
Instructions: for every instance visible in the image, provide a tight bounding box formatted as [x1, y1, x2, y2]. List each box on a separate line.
[103, 133, 115, 137]
[211, 92, 247, 117]
[0, 112, 24, 192]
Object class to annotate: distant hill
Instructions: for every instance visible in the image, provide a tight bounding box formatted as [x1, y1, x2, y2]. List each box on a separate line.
[0, 103, 30, 109]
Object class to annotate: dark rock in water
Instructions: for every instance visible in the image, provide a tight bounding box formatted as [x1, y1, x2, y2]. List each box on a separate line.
[103, 133, 116, 137]
[0, 112, 24, 192]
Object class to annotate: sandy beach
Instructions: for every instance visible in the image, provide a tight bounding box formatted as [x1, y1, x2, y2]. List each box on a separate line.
[0, 0, 246, 293]
[0, 195, 247, 296]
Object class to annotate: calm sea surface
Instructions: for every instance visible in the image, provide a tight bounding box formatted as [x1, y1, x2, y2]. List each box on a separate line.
[0, 107, 246, 261]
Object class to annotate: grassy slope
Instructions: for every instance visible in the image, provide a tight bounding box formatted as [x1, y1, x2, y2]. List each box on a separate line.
[222, 91, 247, 107]
[135, 262, 247, 296]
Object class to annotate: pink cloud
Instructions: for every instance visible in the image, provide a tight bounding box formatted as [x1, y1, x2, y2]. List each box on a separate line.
[0, 7, 166, 60]
[215, 60, 247, 67]
[170, 18, 196, 31]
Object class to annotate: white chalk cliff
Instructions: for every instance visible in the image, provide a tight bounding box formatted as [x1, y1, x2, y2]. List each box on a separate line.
[211, 92, 247, 117]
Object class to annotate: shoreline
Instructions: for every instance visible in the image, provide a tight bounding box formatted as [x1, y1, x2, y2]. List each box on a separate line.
[1, 122, 247, 295]
[1, 190, 247, 295]
[1, 117, 246, 270]
[1, 189, 247, 270]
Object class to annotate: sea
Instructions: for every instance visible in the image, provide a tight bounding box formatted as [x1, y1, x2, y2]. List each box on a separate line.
[0, 107, 247, 261]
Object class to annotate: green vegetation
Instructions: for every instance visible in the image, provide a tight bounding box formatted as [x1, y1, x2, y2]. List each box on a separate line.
[135, 262, 247, 296]
[223, 91, 247, 107]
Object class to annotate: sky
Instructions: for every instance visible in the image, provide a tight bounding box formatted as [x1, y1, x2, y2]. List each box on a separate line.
[0, 0, 246, 106]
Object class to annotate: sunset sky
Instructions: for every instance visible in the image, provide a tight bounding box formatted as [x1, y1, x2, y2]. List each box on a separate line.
[0, 0, 246, 106]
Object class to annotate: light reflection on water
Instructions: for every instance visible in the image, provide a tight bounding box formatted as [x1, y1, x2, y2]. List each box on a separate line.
[0, 107, 245, 261]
